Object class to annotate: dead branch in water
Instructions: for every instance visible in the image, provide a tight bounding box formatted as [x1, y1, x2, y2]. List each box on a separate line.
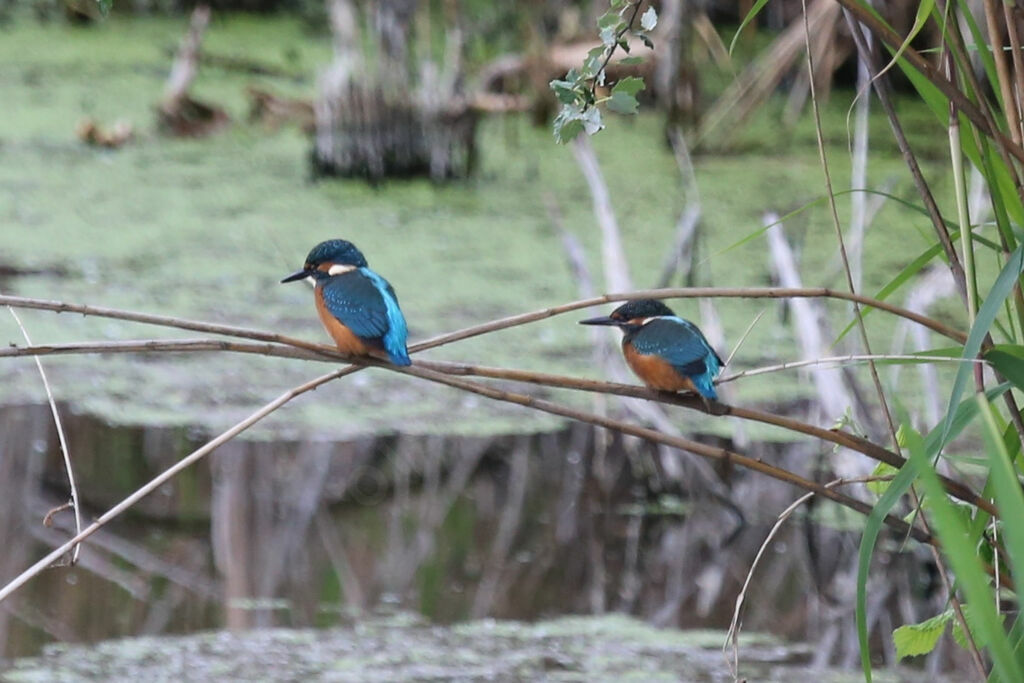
[157, 5, 230, 138]
[765, 212, 858, 425]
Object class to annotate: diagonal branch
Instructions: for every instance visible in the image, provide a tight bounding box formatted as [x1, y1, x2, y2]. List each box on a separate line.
[0, 367, 348, 604]
[0, 354, 946, 606]
[395, 364, 932, 544]
[0, 338, 993, 516]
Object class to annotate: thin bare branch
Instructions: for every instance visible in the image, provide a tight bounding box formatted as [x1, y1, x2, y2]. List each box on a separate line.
[0, 289, 968, 353]
[421, 363, 993, 516]
[0, 338, 993, 515]
[1004, 2, 1024, 143]
[0, 354, 939, 605]
[723, 310, 765, 367]
[725, 475, 893, 681]
[394, 364, 932, 544]
[720, 353, 985, 383]
[802, 0, 899, 450]
[842, 10, 969, 306]
[984, 0, 1021, 147]
[6, 307, 82, 565]
[0, 368, 348, 605]
[726, 488, 813, 680]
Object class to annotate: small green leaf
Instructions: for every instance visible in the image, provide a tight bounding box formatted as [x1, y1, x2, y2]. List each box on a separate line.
[638, 32, 654, 49]
[951, 620, 969, 650]
[611, 76, 645, 96]
[878, 0, 934, 83]
[550, 80, 579, 105]
[618, 56, 644, 65]
[640, 6, 658, 31]
[600, 26, 617, 48]
[553, 118, 583, 144]
[553, 105, 586, 143]
[985, 346, 1024, 391]
[580, 106, 603, 134]
[893, 610, 953, 660]
[606, 92, 639, 114]
[599, 11, 621, 29]
[866, 462, 899, 498]
[951, 603, 1005, 651]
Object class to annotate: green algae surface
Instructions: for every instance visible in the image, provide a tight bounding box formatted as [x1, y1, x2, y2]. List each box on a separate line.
[0, 14, 966, 438]
[1, 613, 952, 682]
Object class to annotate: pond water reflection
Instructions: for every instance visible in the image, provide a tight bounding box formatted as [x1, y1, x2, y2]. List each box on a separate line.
[0, 403, 938, 671]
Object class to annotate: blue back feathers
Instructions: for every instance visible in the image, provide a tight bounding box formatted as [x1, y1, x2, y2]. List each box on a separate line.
[627, 316, 723, 400]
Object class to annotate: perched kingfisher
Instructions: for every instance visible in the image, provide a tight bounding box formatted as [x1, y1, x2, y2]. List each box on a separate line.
[580, 299, 724, 402]
[281, 239, 411, 366]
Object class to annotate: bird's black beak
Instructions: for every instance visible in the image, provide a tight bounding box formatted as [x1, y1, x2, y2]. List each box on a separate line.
[579, 315, 619, 326]
[280, 269, 310, 283]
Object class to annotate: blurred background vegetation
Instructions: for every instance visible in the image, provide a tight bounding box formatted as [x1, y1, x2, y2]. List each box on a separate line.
[0, 0, 1017, 679]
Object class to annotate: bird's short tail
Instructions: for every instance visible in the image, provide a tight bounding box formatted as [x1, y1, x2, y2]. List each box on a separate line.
[694, 352, 722, 401]
[389, 349, 412, 366]
[692, 374, 718, 401]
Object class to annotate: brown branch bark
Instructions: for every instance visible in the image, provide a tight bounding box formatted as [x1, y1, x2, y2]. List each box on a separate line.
[0, 338, 994, 517]
[0, 350, 947, 606]
[0, 289, 967, 355]
[395, 364, 932, 544]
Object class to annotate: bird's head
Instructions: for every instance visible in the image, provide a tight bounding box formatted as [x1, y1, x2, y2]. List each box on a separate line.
[281, 239, 369, 284]
[579, 298, 676, 331]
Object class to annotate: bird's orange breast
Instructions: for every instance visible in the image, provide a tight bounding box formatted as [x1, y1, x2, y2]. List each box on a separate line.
[315, 287, 370, 356]
[623, 342, 695, 393]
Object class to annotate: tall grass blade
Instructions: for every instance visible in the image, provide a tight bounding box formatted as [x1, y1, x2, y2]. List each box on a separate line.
[906, 423, 1023, 681]
[939, 245, 1024, 446]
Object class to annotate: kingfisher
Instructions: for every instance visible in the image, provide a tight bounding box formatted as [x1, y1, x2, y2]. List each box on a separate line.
[281, 239, 411, 366]
[580, 299, 723, 403]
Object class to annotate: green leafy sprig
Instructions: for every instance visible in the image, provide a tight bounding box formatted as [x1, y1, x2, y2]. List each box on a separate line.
[549, 0, 657, 143]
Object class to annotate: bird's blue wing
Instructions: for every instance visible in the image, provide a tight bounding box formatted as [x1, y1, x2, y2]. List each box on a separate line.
[630, 319, 708, 373]
[320, 271, 392, 341]
[320, 269, 411, 365]
[358, 267, 410, 365]
[631, 317, 722, 399]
